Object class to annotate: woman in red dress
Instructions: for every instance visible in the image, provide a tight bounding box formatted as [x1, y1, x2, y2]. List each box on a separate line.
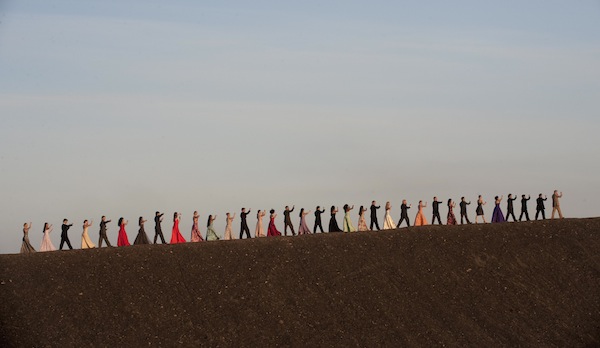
[170, 212, 187, 244]
[117, 217, 131, 247]
[267, 209, 282, 237]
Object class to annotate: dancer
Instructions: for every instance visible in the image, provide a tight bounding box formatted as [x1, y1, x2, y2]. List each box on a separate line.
[505, 194, 517, 222]
[240, 208, 251, 239]
[357, 206, 369, 231]
[224, 213, 235, 240]
[491, 196, 506, 223]
[459, 197, 472, 224]
[206, 215, 220, 241]
[342, 204, 356, 232]
[519, 195, 531, 221]
[134, 217, 150, 245]
[267, 209, 282, 236]
[283, 205, 296, 236]
[20, 222, 36, 253]
[397, 200, 411, 228]
[329, 206, 343, 232]
[170, 212, 186, 244]
[154, 211, 167, 244]
[190, 211, 204, 242]
[117, 218, 131, 247]
[414, 201, 428, 226]
[59, 219, 74, 250]
[383, 201, 396, 229]
[475, 196, 487, 224]
[535, 194, 547, 220]
[81, 219, 96, 249]
[551, 190, 564, 219]
[431, 197, 443, 225]
[298, 208, 312, 235]
[255, 210, 266, 237]
[447, 199, 457, 225]
[40, 223, 55, 252]
[98, 216, 112, 247]
[370, 201, 381, 230]
[313, 206, 325, 233]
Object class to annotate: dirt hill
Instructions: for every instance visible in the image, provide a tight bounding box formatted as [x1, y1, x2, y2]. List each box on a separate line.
[1, 218, 599, 347]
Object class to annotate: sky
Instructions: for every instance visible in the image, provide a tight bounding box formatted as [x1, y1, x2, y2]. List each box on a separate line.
[1, 1, 599, 254]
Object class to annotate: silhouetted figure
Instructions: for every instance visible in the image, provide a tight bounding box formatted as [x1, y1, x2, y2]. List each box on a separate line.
[370, 201, 381, 230]
[59, 219, 73, 250]
[397, 200, 411, 228]
[535, 194, 547, 220]
[505, 194, 517, 222]
[240, 208, 252, 239]
[98, 216, 113, 247]
[431, 197, 442, 225]
[283, 205, 296, 236]
[154, 211, 167, 244]
[459, 197, 471, 224]
[519, 195, 531, 221]
[313, 206, 325, 233]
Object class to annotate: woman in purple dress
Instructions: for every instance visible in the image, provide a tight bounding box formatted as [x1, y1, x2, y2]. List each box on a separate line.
[491, 196, 506, 223]
[298, 208, 312, 235]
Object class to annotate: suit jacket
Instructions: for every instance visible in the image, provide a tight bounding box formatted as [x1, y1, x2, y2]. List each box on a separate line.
[240, 211, 250, 226]
[314, 209, 325, 223]
[459, 201, 470, 214]
[154, 214, 164, 232]
[536, 197, 547, 210]
[370, 205, 380, 219]
[507, 197, 516, 212]
[283, 208, 294, 223]
[61, 223, 72, 238]
[521, 197, 530, 211]
[400, 204, 410, 217]
[432, 201, 441, 214]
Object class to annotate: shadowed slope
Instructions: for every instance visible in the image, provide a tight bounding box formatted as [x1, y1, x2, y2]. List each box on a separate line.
[1, 218, 599, 347]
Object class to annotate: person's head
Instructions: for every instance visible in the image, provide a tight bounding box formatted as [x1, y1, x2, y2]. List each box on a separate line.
[495, 196, 499, 200]
[63, 219, 68, 224]
[270, 209, 275, 214]
[207, 215, 212, 227]
[139, 216, 144, 224]
[448, 199, 452, 206]
[478, 195, 482, 199]
[343, 204, 349, 211]
[193, 210, 198, 215]
[84, 219, 88, 225]
[285, 206, 289, 210]
[23, 222, 28, 228]
[419, 200, 422, 204]
[155, 211, 160, 216]
[173, 212, 178, 221]
[226, 212, 230, 217]
[242, 208, 246, 212]
[402, 199, 407, 204]
[372, 200, 376, 205]
[539, 193, 543, 197]
[434, 196, 437, 201]
[43, 222, 48, 230]
[299, 208, 304, 217]
[508, 194, 513, 198]
[522, 194, 526, 198]
[316, 206, 320, 210]
[257, 210, 261, 218]
[554, 190, 558, 194]
[101, 215, 106, 221]
[330, 205, 336, 212]
[359, 205, 364, 214]
[461, 196, 465, 201]
[118, 217, 124, 226]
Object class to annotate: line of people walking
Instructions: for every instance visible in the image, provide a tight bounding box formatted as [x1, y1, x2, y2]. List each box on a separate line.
[18, 190, 564, 253]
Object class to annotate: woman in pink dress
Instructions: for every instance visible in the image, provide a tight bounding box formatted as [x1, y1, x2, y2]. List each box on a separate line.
[170, 212, 187, 244]
[267, 209, 282, 237]
[39, 223, 56, 252]
[190, 211, 204, 242]
[117, 218, 131, 247]
[255, 210, 266, 237]
[414, 201, 428, 226]
[298, 208, 312, 235]
[224, 213, 235, 240]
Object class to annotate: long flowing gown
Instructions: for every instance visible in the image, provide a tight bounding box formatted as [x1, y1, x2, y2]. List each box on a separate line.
[190, 220, 204, 242]
[383, 209, 395, 230]
[343, 212, 356, 232]
[255, 213, 266, 237]
[357, 211, 369, 231]
[491, 203, 506, 223]
[40, 227, 56, 252]
[82, 225, 96, 248]
[298, 213, 311, 235]
[134, 224, 150, 245]
[206, 222, 220, 241]
[415, 205, 428, 226]
[170, 219, 186, 244]
[329, 213, 342, 232]
[267, 216, 282, 236]
[117, 224, 131, 247]
[447, 205, 457, 225]
[20, 229, 36, 253]
[224, 216, 234, 240]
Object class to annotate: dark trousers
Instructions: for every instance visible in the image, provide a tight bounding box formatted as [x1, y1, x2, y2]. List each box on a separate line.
[535, 209, 545, 220]
[506, 210, 517, 222]
[397, 215, 410, 228]
[154, 229, 167, 244]
[98, 232, 112, 247]
[240, 223, 251, 239]
[370, 218, 381, 230]
[313, 221, 324, 233]
[284, 221, 295, 236]
[59, 235, 73, 250]
[431, 213, 442, 225]
[460, 213, 471, 224]
[519, 210, 530, 221]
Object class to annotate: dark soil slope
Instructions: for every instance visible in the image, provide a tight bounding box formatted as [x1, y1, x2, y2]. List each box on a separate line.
[1, 218, 599, 347]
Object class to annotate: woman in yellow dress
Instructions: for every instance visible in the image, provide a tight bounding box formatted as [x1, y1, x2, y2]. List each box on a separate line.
[414, 201, 428, 226]
[383, 201, 396, 229]
[81, 219, 96, 248]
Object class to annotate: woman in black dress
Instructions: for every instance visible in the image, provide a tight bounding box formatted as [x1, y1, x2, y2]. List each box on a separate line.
[475, 195, 487, 224]
[329, 206, 342, 232]
[134, 216, 150, 245]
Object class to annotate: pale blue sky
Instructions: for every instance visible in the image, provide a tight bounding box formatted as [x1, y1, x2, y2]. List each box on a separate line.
[1, 1, 599, 253]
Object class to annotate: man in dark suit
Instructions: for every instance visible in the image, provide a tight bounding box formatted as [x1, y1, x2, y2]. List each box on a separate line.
[535, 194, 547, 220]
[505, 194, 518, 222]
[313, 206, 325, 233]
[431, 197, 443, 225]
[397, 200, 411, 228]
[283, 205, 296, 236]
[240, 208, 251, 239]
[370, 201, 381, 230]
[59, 218, 74, 250]
[459, 197, 471, 224]
[154, 211, 167, 244]
[98, 215, 112, 247]
[519, 195, 531, 221]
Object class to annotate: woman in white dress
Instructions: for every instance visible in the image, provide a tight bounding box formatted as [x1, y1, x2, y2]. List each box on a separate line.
[224, 213, 235, 240]
[255, 210, 266, 237]
[206, 215, 220, 241]
[81, 219, 96, 249]
[343, 204, 356, 232]
[40, 223, 56, 252]
[383, 201, 396, 229]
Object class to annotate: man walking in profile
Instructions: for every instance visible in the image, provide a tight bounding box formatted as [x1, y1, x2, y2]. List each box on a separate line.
[459, 197, 471, 224]
[535, 194, 547, 220]
[154, 211, 167, 244]
[283, 205, 296, 236]
[519, 195, 531, 221]
[551, 190, 564, 219]
[98, 215, 113, 247]
[431, 197, 443, 225]
[313, 206, 325, 233]
[240, 207, 252, 239]
[397, 200, 411, 228]
[505, 194, 518, 222]
[370, 201, 381, 230]
[59, 218, 74, 250]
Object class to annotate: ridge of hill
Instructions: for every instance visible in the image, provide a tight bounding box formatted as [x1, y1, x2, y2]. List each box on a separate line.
[1, 218, 599, 347]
